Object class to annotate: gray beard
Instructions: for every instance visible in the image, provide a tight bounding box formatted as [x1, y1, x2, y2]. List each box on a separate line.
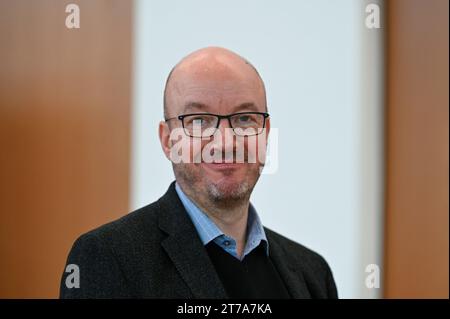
[207, 180, 251, 202]
[173, 163, 257, 206]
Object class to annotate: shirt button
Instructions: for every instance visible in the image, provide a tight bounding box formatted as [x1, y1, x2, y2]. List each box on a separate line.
[223, 240, 230, 246]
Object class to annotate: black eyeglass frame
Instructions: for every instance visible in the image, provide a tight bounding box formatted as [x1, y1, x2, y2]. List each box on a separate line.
[165, 112, 270, 137]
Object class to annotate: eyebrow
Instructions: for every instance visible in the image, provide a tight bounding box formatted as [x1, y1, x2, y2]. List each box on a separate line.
[234, 102, 260, 112]
[183, 102, 208, 112]
[183, 101, 261, 113]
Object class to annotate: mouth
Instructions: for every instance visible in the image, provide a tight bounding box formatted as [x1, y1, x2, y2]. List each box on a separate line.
[201, 162, 244, 171]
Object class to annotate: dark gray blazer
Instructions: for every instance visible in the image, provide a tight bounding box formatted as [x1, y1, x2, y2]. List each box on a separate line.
[60, 182, 338, 298]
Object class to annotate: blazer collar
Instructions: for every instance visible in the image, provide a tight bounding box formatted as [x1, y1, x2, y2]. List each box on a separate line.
[157, 181, 228, 298]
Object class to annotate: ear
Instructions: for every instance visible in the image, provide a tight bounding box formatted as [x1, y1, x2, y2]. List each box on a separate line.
[159, 121, 172, 160]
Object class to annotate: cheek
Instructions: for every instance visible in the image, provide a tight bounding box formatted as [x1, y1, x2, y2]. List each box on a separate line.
[181, 135, 267, 164]
[243, 136, 267, 164]
[190, 139, 204, 162]
[172, 136, 204, 163]
[255, 142, 267, 164]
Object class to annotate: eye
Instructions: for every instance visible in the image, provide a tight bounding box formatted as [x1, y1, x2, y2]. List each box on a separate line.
[188, 115, 215, 127]
[192, 117, 205, 124]
[238, 115, 251, 122]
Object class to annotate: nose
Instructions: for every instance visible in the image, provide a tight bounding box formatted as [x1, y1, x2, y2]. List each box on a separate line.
[216, 116, 231, 132]
[212, 117, 235, 161]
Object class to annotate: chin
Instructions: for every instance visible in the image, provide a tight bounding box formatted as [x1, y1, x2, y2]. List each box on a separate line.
[206, 179, 250, 202]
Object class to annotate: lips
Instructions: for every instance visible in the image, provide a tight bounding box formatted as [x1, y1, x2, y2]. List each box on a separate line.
[202, 162, 244, 170]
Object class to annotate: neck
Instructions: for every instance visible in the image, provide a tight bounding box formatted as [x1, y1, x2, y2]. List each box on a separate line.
[178, 182, 250, 257]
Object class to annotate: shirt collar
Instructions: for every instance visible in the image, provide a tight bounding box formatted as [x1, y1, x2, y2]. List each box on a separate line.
[175, 182, 269, 257]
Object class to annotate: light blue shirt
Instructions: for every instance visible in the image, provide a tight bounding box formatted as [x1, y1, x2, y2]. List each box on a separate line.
[175, 182, 269, 261]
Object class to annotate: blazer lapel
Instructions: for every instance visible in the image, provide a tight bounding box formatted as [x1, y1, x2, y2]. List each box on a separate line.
[266, 230, 312, 298]
[157, 182, 228, 299]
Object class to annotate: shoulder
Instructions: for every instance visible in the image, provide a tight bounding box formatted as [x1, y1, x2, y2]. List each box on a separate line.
[60, 201, 163, 298]
[75, 201, 161, 247]
[264, 227, 329, 271]
[264, 227, 338, 298]
[65, 200, 164, 274]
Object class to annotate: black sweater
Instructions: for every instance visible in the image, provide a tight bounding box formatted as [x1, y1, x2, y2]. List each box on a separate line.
[205, 242, 291, 298]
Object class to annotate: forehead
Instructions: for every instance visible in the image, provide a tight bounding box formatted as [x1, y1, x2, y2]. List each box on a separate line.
[166, 57, 266, 114]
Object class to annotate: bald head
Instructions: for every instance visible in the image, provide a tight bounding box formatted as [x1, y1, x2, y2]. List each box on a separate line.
[163, 47, 267, 119]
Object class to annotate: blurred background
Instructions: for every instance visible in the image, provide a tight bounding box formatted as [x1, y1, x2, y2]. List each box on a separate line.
[0, 0, 448, 298]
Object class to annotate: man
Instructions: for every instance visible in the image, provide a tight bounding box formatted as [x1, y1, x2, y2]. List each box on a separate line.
[60, 47, 338, 299]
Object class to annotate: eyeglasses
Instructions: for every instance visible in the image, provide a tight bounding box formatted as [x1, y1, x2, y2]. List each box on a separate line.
[165, 112, 269, 137]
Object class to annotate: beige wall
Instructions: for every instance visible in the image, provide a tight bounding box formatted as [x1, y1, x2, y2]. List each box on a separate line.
[0, 0, 132, 298]
[384, 0, 449, 298]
